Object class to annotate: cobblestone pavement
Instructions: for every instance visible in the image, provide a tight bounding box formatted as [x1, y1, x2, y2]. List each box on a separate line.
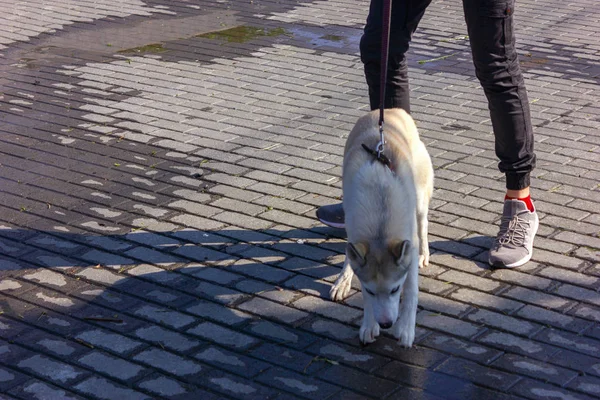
[0, 0, 599, 399]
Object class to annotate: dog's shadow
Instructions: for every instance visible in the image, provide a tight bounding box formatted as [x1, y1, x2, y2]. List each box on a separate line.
[315, 225, 493, 268]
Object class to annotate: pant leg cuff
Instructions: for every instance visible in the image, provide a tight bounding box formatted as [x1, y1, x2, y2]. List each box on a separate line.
[506, 173, 530, 190]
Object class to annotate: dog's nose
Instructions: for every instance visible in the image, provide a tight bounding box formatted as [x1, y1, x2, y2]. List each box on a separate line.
[379, 321, 393, 329]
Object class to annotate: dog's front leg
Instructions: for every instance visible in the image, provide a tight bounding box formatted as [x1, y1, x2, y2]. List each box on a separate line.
[417, 207, 430, 269]
[330, 254, 354, 301]
[392, 260, 418, 347]
[359, 291, 380, 344]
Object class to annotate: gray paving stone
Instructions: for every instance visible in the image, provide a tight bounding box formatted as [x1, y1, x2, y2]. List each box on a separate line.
[257, 367, 341, 399]
[195, 346, 269, 378]
[10, 380, 86, 400]
[200, 369, 279, 400]
[417, 311, 482, 338]
[133, 305, 195, 329]
[238, 297, 309, 324]
[75, 329, 144, 355]
[420, 333, 501, 364]
[137, 374, 188, 397]
[477, 331, 559, 361]
[188, 322, 258, 349]
[436, 357, 520, 391]
[75, 377, 150, 400]
[186, 300, 252, 326]
[79, 351, 146, 381]
[17, 354, 87, 384]
[293, 295, 362, 323]
[133, 348, 204, 376]
[492, 353, 578, 386]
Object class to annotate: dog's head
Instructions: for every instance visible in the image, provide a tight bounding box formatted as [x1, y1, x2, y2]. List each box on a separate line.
[347, 239, 414, 328]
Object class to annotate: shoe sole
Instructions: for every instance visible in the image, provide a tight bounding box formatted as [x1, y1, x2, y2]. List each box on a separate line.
[317, 218, 345, 229]
[489, 215, 539, 269]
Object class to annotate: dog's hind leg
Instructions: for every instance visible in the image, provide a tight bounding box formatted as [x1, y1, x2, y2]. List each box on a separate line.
[329, 255, 354, 301]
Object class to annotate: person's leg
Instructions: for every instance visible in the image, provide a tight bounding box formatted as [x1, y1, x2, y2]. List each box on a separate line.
[317, 0, 432, 228]
[361, 0, 433, 112]
[463, 0, 538, 267]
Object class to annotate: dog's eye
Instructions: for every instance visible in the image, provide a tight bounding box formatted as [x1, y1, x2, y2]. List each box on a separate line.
[364, 288, 375, 295]
[390, 286, 400, 294]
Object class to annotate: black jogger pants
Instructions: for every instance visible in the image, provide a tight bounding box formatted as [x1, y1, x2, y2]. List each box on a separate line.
[360, 0, 535, 190]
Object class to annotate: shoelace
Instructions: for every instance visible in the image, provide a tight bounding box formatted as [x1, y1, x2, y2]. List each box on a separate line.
[496, 213, 530, 247]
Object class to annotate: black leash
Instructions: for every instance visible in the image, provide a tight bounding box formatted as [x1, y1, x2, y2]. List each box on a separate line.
[363, 0, 393, 169]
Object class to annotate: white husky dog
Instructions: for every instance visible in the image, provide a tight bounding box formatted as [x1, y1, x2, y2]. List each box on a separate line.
[329, 108, 433, 347]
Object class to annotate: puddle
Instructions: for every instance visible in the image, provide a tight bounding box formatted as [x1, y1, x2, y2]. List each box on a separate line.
[118, 43, 166, 54]
[286, 27, 360, 48]
[196, 26, 290, 43]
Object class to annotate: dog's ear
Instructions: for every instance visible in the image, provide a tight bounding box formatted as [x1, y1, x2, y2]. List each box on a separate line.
[389, 239, 410, 263]
[348, 242, 369, 265]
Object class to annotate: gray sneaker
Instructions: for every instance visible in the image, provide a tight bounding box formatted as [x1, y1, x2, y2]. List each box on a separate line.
[316, 203, 345, 229]
[489, 199, 539, 268]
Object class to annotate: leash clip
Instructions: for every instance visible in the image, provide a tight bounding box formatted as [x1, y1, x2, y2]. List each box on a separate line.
[376, 121, 386, 158]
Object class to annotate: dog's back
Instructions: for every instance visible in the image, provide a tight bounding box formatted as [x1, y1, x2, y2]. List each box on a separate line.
[342, 109, 426, 245]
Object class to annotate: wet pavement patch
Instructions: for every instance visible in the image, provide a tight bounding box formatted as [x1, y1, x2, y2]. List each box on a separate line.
[196, 26, 290, 43]
[118, 43, 166, 54]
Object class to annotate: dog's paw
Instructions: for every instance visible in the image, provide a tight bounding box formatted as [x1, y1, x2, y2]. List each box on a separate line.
[393, 320, 415, 348]
[329, 277, 352, 302]
[359, 321, 380, 345]
[419, 253, 429, 269]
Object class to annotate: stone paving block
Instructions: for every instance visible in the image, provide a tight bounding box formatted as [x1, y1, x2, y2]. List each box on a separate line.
[188, 322, 258, 350]
[417, 311, 482, 339]
[539, 267, 600, 289]
[420, 333, 501, 364]
[0, 366, 29, 394]
[476, 331, 559, 361]
[187, 280, 246, 305]
[136, 373, 189, 398]
[228, 258, 294, 283]
[195, 345, 270, 378]
[256, 366, 341, 399]
[293, 295, 362, 323]
[277, 257, 340, 279]
[535, 328, 600, 356]
[134, 325, 202, 352]
[511, 379, 598, 400]
[377, 360, 519, 400]
[133, 304, 196, 329]
[9, 380, 86, 400]
[200, 369, 280, 400]
[133, 348, 204, 377]
[436, 357, 520, 391]
[467, 309, 542, 337]
[321, 364, 399, 398]
[79, 351, 147, 381]
[238, 296, 309, 325]
[248, 342, 324, 375]
[186, 300, 253, 326]
[489, 269, 554, 290]
[449, 288, 522, 313]
[245, 320, 317, 349]
[436, 270, 503, 293]
[491, 353, 579, 386]
[74, 376, 150, 400]
[420, 291, 473, 316]
[516, 304, 592, 333]
[501, 286, 575, 311]
[16, 354, 89, 385]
